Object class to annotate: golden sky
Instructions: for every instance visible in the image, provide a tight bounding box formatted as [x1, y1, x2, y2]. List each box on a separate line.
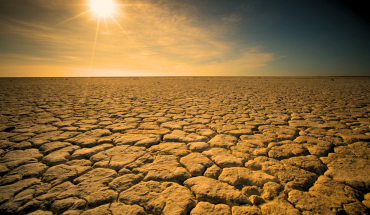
[0, 0, 369, 76]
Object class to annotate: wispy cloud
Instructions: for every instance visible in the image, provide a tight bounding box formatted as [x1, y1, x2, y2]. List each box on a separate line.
[222, 13, 243, 23]
[0, 0, 278, 76]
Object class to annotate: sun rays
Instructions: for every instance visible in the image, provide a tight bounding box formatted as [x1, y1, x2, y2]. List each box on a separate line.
[55, 0, 126, 73]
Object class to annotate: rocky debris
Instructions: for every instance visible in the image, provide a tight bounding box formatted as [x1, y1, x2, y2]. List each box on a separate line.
[163, 130, 208, 143]
[136, 155, 190, 183]
[149, 142, 190, 157]
[203, 148, 245, 168]
[324, 157, 370, 192]
[119, 181, 195, 215]
[90, 145, 147, 170]
[114, 134, 160, 147]
[288, 176, 366, 214]
[180, 153, 214, 176]
[184, 176, 250, 206]
[190, 202, 231, 215]
[218, 167, 279, 188]
[208, 134, 238, 149]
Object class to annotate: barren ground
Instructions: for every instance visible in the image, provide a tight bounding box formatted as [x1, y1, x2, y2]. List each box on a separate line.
[0, 77, 370, 215]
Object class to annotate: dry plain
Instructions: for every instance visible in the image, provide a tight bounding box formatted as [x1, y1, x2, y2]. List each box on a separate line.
[0, 77, 370, 215]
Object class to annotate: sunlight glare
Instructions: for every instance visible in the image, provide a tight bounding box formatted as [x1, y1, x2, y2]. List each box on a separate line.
[90, 0, 115, 17]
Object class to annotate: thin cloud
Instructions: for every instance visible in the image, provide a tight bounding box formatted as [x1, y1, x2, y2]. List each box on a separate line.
[0, 0, 278, 76]
[222, 13, 243, 23]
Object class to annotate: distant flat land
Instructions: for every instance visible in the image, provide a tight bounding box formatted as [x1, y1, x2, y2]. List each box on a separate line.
[0, 77, 370, 214]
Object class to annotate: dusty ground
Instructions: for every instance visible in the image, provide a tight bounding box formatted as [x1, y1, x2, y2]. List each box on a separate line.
[0, 77, 370, 215]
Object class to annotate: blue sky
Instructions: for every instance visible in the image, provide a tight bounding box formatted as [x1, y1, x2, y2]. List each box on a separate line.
[0, 0, 369, 76]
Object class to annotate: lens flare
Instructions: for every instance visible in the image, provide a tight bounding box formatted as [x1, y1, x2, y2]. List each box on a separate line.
[55, 0, 129, 77]
[90, 0, 115, 17]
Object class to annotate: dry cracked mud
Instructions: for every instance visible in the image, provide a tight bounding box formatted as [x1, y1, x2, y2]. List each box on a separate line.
[0, 76, 370, 215]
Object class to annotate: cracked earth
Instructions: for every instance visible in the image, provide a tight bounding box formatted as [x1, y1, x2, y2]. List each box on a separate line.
[0, 77, 370, 215]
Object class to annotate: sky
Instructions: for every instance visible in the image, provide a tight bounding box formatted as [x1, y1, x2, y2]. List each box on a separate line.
[0, 0, 369, 77]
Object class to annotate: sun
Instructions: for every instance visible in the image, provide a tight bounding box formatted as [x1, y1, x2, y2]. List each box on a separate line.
[90, 0, 115, 17]
[55, 0, 127, 73]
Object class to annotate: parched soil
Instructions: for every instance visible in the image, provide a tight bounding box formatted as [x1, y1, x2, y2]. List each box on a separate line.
[0, 76, 370, 215]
